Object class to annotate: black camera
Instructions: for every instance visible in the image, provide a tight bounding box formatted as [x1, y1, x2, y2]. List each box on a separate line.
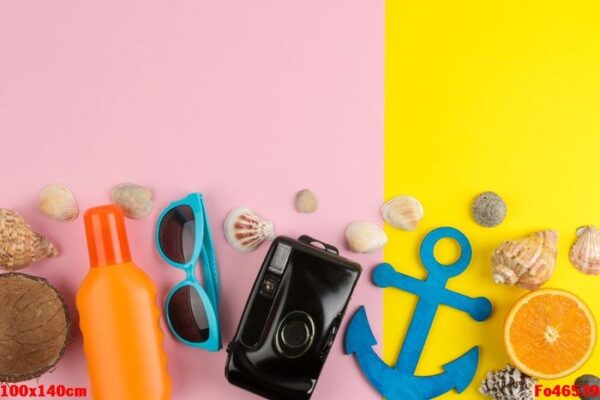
[225, 235, 362, 400]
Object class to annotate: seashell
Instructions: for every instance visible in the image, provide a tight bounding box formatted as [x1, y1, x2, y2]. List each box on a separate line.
[569, 226, 600, 276]
[380, 195, 423, 231]
[0, 209, 58, 271]
[295, 189, 318, 213]
[38, 184, 78, 221]
[479, 364, 537, 400]
[224, 207, 274, 252]
[472, 192, 506, 227]
[491, 230, 557, 290]
[575, 375, 600, 400]
[345, 220, 388, 253]
[110, 183, 153, 219]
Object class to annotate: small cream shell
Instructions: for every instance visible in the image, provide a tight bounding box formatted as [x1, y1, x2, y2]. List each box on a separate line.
[380, 195, 423, 231]
[110, 183, 153, 219]
[569, 226, 600, 276]
[224, 207, 274, 252]
[345, 220, 388, 253]
[38, 184, 79, 221]
[295, 189, 318, 213]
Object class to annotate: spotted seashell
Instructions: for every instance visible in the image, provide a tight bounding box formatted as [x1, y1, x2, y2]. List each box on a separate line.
[569, 226, 600, 276]
[110, 183, 153, 219]
[472, 192, 507, 228]
[479, 364, 537, 400]
[491, 230, 557, 290]
[0, 209, 58, 270]
[38, 184, 79, 221]
[345, 220, 388, 253]
[224, 207, 274, 252]
[380, 195, 423, 231]
[575, 374, 600, 400]
[295, 189, 318, 213]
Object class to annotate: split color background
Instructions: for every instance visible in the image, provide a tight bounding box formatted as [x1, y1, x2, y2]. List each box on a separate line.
[384, 0, 600, 398]
[1, 1, 600, 399]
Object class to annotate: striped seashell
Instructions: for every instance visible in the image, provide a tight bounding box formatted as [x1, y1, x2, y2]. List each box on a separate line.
[224, 207, 274, 252]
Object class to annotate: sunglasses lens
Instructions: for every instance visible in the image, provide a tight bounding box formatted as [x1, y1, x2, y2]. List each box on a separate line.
[168, 285, 210, 343]
[158, 205, 196, 264]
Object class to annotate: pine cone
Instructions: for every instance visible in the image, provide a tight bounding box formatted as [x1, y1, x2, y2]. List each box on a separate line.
[479, 364, 537, 400]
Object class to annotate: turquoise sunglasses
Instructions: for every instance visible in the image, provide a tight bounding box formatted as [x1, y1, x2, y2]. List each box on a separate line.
[155, 193, 221, 351]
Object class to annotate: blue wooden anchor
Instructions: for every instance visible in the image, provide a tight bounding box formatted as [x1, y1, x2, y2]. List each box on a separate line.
[345, 227, 493, 400]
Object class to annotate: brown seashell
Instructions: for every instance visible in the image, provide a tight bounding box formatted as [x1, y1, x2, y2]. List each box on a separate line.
[0, 209, 58, 271]
[295, 189, 318, 213]
[569, 226, 600, 276]
[491, 230, 557, 290]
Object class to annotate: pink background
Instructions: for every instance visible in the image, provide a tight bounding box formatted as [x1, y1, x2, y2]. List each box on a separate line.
[0, 1, 383, 399]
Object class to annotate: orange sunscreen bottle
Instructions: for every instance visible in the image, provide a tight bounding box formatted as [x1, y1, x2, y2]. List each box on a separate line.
[76, 205, 171, 400]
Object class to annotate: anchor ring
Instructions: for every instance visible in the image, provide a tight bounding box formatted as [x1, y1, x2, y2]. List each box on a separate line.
[419, 227, 472, 278]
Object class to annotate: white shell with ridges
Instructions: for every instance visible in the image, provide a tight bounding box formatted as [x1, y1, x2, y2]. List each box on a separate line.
[38, 183, 79, 221]
[380, 195, 423, 231]
[345, 220, 387, 253]
[570, 226, 600, 276]
[110, 183, 153, 219]
[224, 207, 274, 252]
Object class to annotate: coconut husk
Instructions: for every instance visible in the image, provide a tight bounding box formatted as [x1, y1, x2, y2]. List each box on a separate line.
[0, 273, 70, 382]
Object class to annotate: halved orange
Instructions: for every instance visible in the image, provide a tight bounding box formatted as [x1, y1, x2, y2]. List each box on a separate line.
[504, 289, 596, 379]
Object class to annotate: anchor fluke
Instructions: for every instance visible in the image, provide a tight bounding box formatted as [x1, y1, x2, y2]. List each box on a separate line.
[345, 306, 377, 354]
[441, 346, 480, 393]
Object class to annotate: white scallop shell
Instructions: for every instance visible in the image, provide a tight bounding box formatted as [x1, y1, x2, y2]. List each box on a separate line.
[345, 220, 388, 253]
[38, 183, 79, 221]
[295, 189, 318, 213]
[224, 207, 274, 252]
[110, 183, 153, 219]
[570, 226, 600, 276]
[380, 195, 424, 231]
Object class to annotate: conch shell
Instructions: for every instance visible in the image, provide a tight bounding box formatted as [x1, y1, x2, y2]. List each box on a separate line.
[38, 183, 79, 221]
[380, 195, 423, 231]
[224, 207, 274, 252]
[110, 183, 153, 219]
[569, 226, 600, 276]
[0, 209, 58, 271]
[345, 220, 388, 253]
[491, 230, 557, 290]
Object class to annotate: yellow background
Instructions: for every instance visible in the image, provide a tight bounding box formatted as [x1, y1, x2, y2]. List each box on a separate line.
[384, 1, 600, 398]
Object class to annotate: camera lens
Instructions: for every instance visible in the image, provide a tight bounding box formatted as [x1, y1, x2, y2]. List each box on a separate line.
[281, 320, 310, 348]
[275, 311, 315, 359]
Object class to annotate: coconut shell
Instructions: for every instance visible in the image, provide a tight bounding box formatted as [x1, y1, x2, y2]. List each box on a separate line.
[0, 273, 70, 382]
